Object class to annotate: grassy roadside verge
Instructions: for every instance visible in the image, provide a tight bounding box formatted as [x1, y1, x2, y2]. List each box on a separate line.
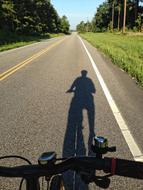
[0, 32, 64, 52]
[80, 32, 143, 87]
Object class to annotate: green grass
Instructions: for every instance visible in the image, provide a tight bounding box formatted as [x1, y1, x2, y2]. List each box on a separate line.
[0, 41, 38, 52]
[0, 32, 64, 52]
[50, 33, 65, 38]
[80, 32, 143, 87]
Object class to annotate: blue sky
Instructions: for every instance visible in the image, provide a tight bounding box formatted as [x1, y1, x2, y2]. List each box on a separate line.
[51, 0, 105, 30]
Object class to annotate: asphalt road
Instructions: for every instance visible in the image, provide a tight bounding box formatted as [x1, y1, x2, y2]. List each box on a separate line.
[0, 33, 143, 190]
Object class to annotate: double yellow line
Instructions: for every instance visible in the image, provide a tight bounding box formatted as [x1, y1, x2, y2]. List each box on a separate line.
[0, 38, 65, 81]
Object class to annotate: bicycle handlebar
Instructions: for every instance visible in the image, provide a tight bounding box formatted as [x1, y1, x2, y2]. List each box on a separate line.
[110, 157, 143, 179]
[0, 156, 143, 180]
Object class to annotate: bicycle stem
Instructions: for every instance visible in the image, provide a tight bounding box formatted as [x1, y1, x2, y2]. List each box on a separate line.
[26, 177, 40, 190]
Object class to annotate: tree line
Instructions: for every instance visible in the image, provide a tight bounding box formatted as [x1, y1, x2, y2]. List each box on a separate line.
[77, 0, 143, 33]
[0, 0, 70, 36]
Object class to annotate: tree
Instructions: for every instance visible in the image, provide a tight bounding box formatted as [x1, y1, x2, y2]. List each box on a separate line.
[78, 0, 143, 33]
[111, 0, 115, 31]
[135, 0, 139, 20]
[12, 0, 39, 34]
[76, 21, 86, 32]
[92, 2, 111, 32]
[60, 15, 70, 34]
[0, 0, 16, 32]
[117, 0, 121, 30]
[0, 0, 70, 36]
[84, 21, 92, 32]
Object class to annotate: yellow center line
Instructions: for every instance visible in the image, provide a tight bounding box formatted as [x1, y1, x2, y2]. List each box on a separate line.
[0, 37, 66, 81]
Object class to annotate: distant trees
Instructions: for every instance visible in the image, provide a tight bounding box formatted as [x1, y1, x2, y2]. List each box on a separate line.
[0, 0, 70, 35]
[60, 16, 70, 34]
[76, 0, 143, 33]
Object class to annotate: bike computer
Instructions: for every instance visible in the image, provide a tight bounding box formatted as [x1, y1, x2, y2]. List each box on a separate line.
[38, 152, 56, 166]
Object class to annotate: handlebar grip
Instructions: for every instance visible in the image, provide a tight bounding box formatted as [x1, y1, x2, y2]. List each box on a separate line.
[105, 158, 143, 179]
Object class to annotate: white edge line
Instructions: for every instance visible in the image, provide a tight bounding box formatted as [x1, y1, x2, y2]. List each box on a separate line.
[78, 36, 143, 162]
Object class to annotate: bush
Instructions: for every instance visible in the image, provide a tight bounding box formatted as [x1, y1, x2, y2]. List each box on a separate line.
[133, 26, 138, 32]
[135, 15, 142, 32]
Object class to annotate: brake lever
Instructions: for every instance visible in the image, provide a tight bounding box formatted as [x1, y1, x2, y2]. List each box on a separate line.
[79, 169, 96, 184]
[79, 169, 111, 189]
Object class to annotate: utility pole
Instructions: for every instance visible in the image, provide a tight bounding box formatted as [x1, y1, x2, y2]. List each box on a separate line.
[123, 0, 127, 33]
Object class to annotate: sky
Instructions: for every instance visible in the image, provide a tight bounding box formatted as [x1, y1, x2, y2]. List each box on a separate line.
[51, 0, 105, 30]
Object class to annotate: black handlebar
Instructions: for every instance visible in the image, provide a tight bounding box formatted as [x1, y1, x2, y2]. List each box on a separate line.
[0, 156, 143, 180]
[0, 157, 106, 178]
[111, 158, 143, 179]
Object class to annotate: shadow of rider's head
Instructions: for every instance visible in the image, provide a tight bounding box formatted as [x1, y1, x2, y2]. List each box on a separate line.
[81, 70, 88, 78]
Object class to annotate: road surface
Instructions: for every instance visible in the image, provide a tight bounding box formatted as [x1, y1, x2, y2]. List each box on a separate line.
[0, 33, 143, 189]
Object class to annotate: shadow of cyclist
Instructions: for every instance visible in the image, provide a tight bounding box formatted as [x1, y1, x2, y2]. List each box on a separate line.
[63, 70, 96, 190]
